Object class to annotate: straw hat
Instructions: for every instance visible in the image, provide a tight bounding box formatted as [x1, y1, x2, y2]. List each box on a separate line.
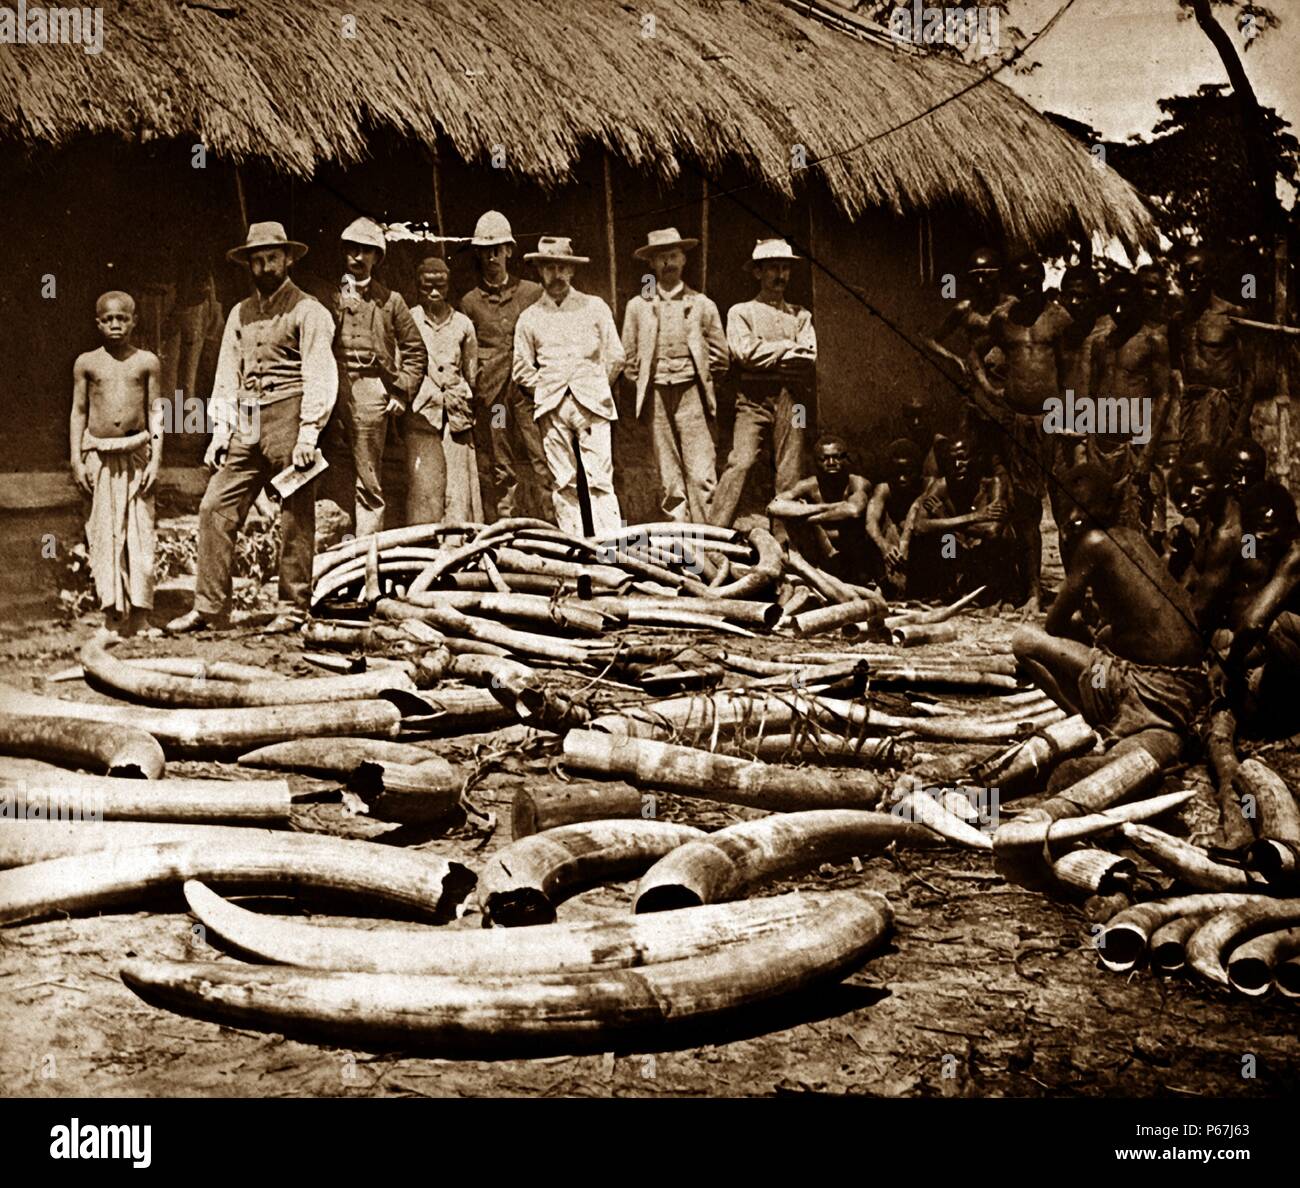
[340, 217, 387, 257]
[750, 238, 801, 264]
[524, 236, 590, 266]
[226, 222, 308, 265]
[470, 211, 516, 247]
[633, 227, 699, 261]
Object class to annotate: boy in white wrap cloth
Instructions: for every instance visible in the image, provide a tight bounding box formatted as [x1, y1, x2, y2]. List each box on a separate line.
[70, 292, 164, 635]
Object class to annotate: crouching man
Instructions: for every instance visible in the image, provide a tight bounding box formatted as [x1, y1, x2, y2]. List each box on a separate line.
[1012, 463, 1208, 760]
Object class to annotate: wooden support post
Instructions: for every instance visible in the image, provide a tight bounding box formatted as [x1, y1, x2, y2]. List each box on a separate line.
[603, 153, 618, 307]
[431, 147, 446, 240]
[700, 174, 709, 294]
[233, 163, 249, 230]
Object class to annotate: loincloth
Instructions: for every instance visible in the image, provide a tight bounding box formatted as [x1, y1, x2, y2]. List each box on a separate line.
[81, 429, 155, 613]
[1076, 645, 1208, 742]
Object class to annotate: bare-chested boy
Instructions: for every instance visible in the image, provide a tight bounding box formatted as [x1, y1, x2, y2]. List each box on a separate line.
[768, 434, 871, 586]
[865, 438, 930, 595]
[1013, 463, 1208, 759]
[910, 434, 1013, 603]
[1083, 267, 1172, 548]
[1173, 247, 1253, 449]
[70, 292, 163, 635]
[970, 253, 1071, 611]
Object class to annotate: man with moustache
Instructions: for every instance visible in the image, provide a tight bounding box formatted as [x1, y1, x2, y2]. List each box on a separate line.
[711, 239, 817, 530]
[460, 211, 550, 521]
[621, 228, 728, 524]
[168, 222, 338, 633]
[324, 217, 426, 536]
[513, 235, 625, 537]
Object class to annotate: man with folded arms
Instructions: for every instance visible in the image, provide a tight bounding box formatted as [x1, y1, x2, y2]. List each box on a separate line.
[621, 227, 728, 524]
[711, 238, 816, 530]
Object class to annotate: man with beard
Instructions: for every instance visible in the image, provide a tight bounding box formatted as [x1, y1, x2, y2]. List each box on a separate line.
[325, 217, 426, 537]
[512, 235, 625, 537]
[1081, 267, 1172, 549]
[1224, 482, 1300, 730]
[970, 252, 1071, 611]
[168, 223, 338, 632]
[710, 239, 816, 529]
[621, 227, 728, 524]
[1173, 247, 1253, 449]
[865, 437, 931, 595]
[460, 211, 550, 521]
[768, 434, 871, 585]
[910, 434, 1013, 603]
[1012, 463, 1208, 758]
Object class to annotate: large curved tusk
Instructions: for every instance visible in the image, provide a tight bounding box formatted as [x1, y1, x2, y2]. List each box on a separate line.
[121, 888, 890, 1050]
[561, 730, 884, 812]
[184, 882, 874, 974]
[237, 737, 446, 775]
[0, 769, 289, 823]
[634, 809, 942, 913]
[1186, 899, 1300, 989]
[1095, 894, 1271, 973]
[478, 820, 704, 927]
[0, 710, 164, 779]
[79, 637, 416, 708]
[0, 834, 474, 925]
[891, 790, 991, 850]
[1119, 823, 1256, 891]
[0, 684, 402, 758]
[1226, 926, 1300, 997]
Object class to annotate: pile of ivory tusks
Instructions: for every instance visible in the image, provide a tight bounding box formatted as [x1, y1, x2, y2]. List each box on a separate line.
[0, 811, 918, 1048]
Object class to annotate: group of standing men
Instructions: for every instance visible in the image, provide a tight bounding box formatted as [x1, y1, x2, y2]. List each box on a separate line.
[156, 213, 819, 632]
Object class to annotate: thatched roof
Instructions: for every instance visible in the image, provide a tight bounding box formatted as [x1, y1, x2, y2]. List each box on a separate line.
[0, 0, 1154, 245]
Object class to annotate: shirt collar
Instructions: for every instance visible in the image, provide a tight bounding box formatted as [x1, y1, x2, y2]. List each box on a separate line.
[658, 281, 686, 301]
[480, 274, 516, 297]
[542, 287, 581, 311]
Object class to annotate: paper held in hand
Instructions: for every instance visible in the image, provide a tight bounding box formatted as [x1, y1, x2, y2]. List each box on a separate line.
[270, 450, 328, 499]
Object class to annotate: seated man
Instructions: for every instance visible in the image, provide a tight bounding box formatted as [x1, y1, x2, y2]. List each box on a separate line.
[1222, 435, 1267, 500]
[1013, 463, 1208, 759]
[910, 434, 1013, 603]
[865, 438, 930, 595]
[1224, 481, 1300, 731]
[1163, 462, 1200, 582]
[767, 434, 871, 585]
[1170, 445, 1243, 631]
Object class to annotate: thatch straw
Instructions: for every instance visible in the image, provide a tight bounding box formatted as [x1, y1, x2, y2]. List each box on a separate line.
[0, 0, 1153, 244]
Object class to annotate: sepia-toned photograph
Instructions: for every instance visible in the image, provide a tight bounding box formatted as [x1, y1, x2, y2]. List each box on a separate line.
[1, 0, 1296, 1145]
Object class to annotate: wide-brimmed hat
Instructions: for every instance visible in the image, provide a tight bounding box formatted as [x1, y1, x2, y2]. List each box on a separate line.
[524, 236, 590, 266]
[470, 211, 516, 248]
[227, 221, 308, 265]
[750, 238, 802, 265]
[340, 216, 387, 257]
[633, 227, 699, 261]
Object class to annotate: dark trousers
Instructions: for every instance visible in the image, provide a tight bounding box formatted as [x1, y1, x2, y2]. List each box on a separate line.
[195, 396, 315, 614]
[471, 378, 553, 521]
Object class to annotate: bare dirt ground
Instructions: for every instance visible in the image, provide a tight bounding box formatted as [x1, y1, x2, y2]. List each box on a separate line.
[3, 531, 1298, 1099]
